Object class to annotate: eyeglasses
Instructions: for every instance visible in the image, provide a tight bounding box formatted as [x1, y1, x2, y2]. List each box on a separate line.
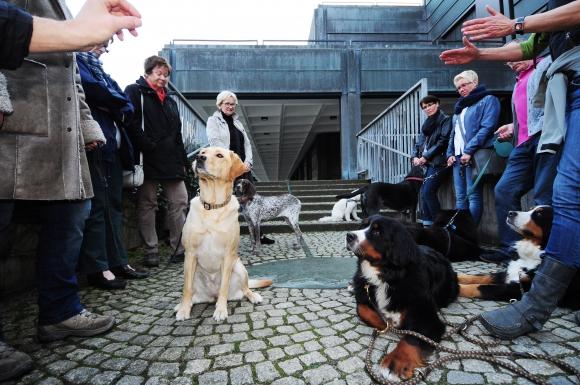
[421, 102, 436, 110]
[456, 81, 473, 91]
[152, 71, 169, 78]
[222, 102, 236, 107]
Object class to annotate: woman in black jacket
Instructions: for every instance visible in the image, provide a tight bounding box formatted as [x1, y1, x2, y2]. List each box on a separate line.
[124, 55, 189, 267]
[412, 95, 452, 227]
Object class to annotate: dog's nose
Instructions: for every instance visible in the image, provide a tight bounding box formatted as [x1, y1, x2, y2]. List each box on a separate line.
[507, 211, 517, 219]
[196, 154, 206, 162]
[346, 232, 357, 244]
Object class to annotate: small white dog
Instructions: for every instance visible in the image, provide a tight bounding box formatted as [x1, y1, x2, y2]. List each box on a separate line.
[319, 194, 361, 222]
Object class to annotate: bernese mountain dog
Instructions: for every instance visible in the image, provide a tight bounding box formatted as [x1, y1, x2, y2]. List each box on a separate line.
[458, 205, 580, 309]
[346, 215, 459, 380]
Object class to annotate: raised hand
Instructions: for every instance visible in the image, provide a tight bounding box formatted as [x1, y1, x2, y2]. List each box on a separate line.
[461, 5, 514, 41]
[71, 0, 142, 48]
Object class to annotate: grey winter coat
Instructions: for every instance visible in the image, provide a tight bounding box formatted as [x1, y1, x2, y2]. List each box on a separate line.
[0, 0, 102, 201]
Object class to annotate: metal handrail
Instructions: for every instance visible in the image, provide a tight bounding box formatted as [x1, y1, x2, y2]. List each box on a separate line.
[356, 78, 428, 183]
[167, 81, 208, 154]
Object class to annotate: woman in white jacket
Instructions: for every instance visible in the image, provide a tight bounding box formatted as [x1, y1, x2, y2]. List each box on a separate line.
[205, 90, 274, 244]
[206, 90, 253, 177]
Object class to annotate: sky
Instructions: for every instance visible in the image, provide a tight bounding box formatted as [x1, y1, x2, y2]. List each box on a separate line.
[65, 0, 422, 88]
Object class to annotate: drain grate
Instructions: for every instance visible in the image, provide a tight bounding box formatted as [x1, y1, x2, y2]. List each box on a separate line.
[246, 257, 356, 289]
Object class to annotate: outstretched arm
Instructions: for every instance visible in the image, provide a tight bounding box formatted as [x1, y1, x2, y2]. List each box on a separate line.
[29, 0, 141, 53]
[439, 36, 524, 65]
[461, 2, 580, 41]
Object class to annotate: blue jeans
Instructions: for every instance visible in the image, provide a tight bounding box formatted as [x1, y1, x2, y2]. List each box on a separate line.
[420, 165, 450, 225]
[453, 160, 483, 225]
[0, 200, 90, 325]
[544, 84, 580, 268]
[494, 134, 559, 256]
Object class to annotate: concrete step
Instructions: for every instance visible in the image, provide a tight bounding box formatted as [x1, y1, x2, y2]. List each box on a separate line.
[256, 186, 365, 196]
[238, 210, 359, 222]
[239, 210, 402, 232]
[255, 179, 369, 188]
[240, 219, 361, 234]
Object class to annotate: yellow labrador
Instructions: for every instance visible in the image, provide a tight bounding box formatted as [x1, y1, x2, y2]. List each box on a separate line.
[175, 147, 272, 322]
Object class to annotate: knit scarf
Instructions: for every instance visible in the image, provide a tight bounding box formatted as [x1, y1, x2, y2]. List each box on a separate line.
[454, 85, 490, 114]
[421, 110, 441, 136]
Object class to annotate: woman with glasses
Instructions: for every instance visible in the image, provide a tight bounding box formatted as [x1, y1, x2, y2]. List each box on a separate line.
[206, 91, 253, 178]
[412, 95, 452, 227]
[206, 90, 274, 245]
[125, 55, 189, 267]
[446, 70, 500, 225]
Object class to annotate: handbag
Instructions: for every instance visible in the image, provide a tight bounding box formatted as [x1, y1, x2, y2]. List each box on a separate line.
[123, 93, 145, 189]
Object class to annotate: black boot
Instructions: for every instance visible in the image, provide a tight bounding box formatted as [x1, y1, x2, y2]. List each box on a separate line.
[480, 257, 577, 339]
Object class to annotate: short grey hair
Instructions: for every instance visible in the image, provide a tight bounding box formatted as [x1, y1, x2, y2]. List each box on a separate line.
[216, 90, 238, 108]
[454, 70, 478, 86]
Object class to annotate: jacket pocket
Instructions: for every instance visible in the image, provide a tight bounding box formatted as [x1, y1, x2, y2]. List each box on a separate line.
[1, 59, 50, 136]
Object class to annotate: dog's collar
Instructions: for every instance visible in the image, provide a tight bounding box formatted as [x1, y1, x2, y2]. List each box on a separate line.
[405, 176, 424, 183]
[201, 195, 232, 210]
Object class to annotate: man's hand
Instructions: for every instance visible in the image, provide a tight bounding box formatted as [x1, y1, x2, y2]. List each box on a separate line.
[461, 5, 515, 41]
[30, 0, 142, 53]
[71, 0, 142, 48]
[495, 123, 514, 141]
[440, 36, 480, 65]
[85, 140, 103, 151]
[243, 162, 251, 172]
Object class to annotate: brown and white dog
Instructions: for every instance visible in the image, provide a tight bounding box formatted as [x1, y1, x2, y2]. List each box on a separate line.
[174, 147, 272, 322]
[458, 206, 580, 309]
[346, 215, 459, 380]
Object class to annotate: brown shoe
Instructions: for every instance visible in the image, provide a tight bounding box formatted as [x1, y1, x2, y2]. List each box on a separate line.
[37, 310, 115, 342]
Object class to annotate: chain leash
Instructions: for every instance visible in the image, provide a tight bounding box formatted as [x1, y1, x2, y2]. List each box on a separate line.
[365, 316, 580, 385]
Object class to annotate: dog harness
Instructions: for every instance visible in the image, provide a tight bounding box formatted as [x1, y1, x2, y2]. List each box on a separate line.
[201, 195, 232, 210]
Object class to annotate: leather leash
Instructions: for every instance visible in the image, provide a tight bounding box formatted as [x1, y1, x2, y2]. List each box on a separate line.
[362, 286, 580, 385]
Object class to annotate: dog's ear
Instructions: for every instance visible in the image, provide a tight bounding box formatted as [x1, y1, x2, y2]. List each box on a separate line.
[228, 151, 246, 181]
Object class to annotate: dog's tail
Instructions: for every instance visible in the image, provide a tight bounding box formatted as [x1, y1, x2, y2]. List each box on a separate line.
[336, 186, 367, 200]
[249, 278, 273, 289]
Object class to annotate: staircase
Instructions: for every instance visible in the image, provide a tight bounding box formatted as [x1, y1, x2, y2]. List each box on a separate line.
[240, 179, 371, 234]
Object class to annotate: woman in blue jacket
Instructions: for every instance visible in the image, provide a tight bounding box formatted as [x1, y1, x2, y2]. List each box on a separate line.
[446, 70, 500, 225]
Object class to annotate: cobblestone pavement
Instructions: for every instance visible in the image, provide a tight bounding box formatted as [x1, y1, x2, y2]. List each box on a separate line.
[2, 231, 579, 385]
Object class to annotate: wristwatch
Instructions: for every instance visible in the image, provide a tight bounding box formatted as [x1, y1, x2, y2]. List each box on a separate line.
[514, 16, 526, 35]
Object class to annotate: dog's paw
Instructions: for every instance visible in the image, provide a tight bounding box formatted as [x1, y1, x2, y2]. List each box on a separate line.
[213, 305, 229, 322]
[175, 302, 192, 321]
[377, 364, 401, 381]
[246, 291, 263, 304]
[379, 341, 423, 380]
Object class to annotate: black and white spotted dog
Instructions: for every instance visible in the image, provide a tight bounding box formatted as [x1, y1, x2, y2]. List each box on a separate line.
[235, 179, 303, 254]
